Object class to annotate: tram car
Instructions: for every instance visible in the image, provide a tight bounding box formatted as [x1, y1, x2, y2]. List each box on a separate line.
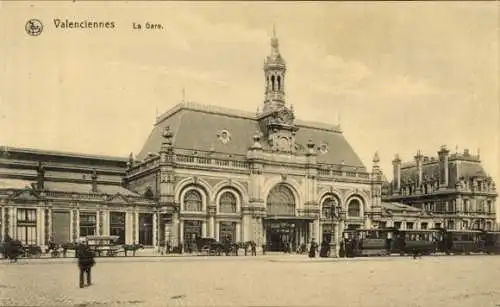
[484, 231, 500, 254]
[441, 229, 481, 255]
[342, 228, 393, 257]
[389, 228, 441, 256]
[342, 227, 500, 258]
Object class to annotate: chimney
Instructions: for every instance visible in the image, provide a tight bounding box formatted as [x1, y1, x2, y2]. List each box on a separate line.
[36, 161, 45, 191]
[91, 168, 98, 193]
[392, 154, 401, 194]
[372, 151, 381, 179]
[438, 145, 450, 188]
[415, 150, 423, 190]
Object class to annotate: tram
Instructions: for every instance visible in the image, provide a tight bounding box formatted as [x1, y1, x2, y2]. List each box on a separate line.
[341, 227, 500, 257]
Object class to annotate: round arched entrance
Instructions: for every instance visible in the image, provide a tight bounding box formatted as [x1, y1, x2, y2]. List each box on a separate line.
[267, 184, 296, 216]
[265, 184, 302, 252]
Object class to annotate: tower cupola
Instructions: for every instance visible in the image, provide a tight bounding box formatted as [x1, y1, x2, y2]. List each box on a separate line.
[263, 25, 287, 112]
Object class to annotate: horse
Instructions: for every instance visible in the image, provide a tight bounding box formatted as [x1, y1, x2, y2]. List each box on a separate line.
[123, 243, 144, 256]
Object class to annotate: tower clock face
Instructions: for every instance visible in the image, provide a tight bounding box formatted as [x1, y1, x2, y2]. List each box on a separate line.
[278, 137, 290, 151]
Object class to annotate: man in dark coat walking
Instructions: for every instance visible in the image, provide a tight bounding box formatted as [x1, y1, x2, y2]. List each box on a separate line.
[76, 237, 95, 288]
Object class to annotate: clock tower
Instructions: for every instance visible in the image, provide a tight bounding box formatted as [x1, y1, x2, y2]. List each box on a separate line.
[257, 26, 298, 154]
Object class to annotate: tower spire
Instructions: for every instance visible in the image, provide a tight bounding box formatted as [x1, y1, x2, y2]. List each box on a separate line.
[263, 25, 287, 112]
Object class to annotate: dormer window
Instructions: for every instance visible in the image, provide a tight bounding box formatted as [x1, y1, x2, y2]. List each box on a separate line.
[217, 130, 231, 144]
[319, 143, 328, 154]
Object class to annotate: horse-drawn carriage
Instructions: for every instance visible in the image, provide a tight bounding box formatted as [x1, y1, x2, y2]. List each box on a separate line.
[196, 238, 225, 256]
[1, 237, 43, 261]
[86, 235, 122, 257]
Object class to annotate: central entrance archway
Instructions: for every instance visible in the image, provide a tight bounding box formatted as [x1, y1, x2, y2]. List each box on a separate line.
[267, 184, 296, 216]
[265, 184, 302, 252]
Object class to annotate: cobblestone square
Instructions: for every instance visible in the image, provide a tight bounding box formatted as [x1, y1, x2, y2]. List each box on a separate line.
[1, 255, 500, 307]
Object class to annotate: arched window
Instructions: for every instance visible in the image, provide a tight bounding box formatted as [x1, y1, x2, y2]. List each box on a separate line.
[277, 75, 281, 91]
[267, 184, 295, 216]
[347, 199, 361, 217]
[219, 191, 237, 213]
[271, 75, 275, 91]
[321, 197, 339, 218]
[183, 189, 202, 212]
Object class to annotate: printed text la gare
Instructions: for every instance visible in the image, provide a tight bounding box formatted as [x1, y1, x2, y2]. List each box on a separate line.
[132, 22, 164, 30]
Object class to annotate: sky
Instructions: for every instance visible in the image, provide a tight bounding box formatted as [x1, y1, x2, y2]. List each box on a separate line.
[0, 1, 498, 189]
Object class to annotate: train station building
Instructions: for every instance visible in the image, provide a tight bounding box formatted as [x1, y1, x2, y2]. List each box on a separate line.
[0, 31, 497, 252]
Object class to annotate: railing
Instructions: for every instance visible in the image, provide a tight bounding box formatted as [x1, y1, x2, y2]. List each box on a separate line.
[129, 152, 372, 179]
[128, 157, 160, 177]
[175, 154, 249, 169]
[317, 166, 371, 181]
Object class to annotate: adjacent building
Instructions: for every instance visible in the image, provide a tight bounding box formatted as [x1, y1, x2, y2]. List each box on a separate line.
[382, 146, 498, 230]
[0, 147, 154, 246]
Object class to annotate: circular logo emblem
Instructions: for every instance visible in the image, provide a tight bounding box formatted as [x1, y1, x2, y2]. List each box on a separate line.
[25, 19, 43, 36]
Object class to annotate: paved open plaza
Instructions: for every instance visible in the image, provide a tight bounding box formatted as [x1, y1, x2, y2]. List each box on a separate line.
[1, 254, 499, 307]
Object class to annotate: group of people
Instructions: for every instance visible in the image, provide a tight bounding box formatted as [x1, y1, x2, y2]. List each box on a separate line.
[307, 238, 357, 258]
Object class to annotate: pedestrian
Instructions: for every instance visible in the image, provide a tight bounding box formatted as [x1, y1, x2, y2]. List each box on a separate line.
[76, 237, 95, 288]
[251, 241, 257, 256]
[308, 238, 318, 258]
[319, 240, 329, 258]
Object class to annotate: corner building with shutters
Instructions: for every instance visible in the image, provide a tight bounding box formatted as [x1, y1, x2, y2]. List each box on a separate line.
[127, 31, 385, 252]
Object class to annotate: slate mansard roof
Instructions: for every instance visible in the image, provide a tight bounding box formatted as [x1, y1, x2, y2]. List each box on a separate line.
[138, 102, 366, 170]
[399, 152, 489, 186]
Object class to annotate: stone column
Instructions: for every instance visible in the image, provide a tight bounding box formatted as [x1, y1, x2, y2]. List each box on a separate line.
[235, 222, 241, 242]
[9, 207, 16, 238]
[46, 207, 52, 242]
[103, 210, 109, 236]
[364, 215, 372, 229]
[74, 208, 80, 241]
[171, 212, 179, 247]
[179, 219, 184, 247]
[335, 222, 341, 257]
[314, 220, 320, 241]
[69, 209, 74, 242]
[36, 207, 42, 245]
[153, 211, 158, 248]
[125, 211, 133, 244]
[308, 222, 313, 242]
[215, 221, 220, 241]
[134, 210, 139, 244]
[39, 206, 46, 246]
[255, 217, 263, 246]
[241, 213, 251, 242]
[202, 220, 207, 237]
[96, 208, 101, 236]
[0, 206, 4, 240]
[209, 216, 215, 238]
